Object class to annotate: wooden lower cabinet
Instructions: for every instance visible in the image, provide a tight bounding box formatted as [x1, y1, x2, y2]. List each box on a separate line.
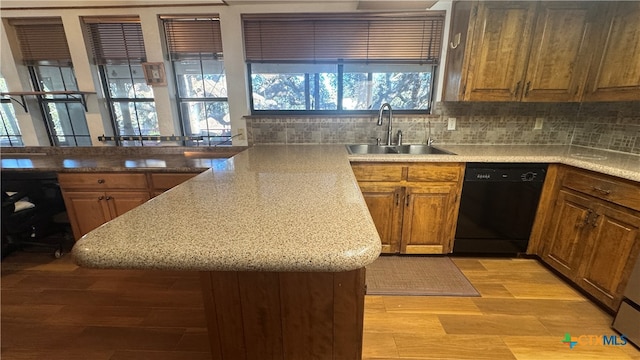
[148, 172, 199, 197]
[63, 190, 150, 240]
[357, 183, 403, 254]
[62, 191, 114, 238]
[578, 203, 640, 309]
[541, 189, 593, 279]
[402, 183, 459, 254]
[353, 162, 463, 255]
[59, 171, 199, 240]
[539, 166, 640, 310]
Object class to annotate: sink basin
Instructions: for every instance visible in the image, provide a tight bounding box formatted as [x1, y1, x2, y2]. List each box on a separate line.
[346, 144, 399, 154]
[394, 145, 455, 155]
[346, 144, 455, 155]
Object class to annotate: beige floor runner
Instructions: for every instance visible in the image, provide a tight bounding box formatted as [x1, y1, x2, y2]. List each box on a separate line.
[366, 255, 480, 296]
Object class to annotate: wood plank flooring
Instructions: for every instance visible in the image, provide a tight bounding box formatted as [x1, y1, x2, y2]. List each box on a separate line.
[2, 251, 639, 360]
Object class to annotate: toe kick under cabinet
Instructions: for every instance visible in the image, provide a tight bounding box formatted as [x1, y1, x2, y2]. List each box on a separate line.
[59, 172, 199, 240]
[352, 162, 464, 254]
[537, 165, 640, 311]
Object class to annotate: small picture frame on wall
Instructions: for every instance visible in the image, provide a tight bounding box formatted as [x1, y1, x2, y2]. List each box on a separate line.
[142, 62, 167, 86]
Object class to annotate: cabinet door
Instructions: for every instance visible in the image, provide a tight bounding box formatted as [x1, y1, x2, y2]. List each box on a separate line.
[63, 191, 112, 240]
[357, 183, 403, 254]
[463, 1, 537, 101]
[584, 2, 640, 101]
[149, 172, 199, 197]
[522, 2, 596, 102]
[541, 190, 592, 280]
[401, 183, 458, 254]
[578, 203, 640, 310]
[105, 191, 150, 218]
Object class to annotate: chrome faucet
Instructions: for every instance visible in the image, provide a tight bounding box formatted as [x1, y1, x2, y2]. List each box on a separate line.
[377, 103, 393, 146]
[427, 121, 434, 146]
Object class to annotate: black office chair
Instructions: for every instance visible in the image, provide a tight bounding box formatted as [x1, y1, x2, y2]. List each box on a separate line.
[1, 180, 70, 259]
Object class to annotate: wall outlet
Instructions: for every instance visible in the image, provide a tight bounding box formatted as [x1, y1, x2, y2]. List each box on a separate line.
[237, 128, 246, 140]
[447, 117, 457, 131]
[534, 117, 544, 130]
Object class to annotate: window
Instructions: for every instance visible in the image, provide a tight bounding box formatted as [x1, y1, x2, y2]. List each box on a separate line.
[85, 17, 157, 146]
[30, 65, 92, 146]
[163, 16, 229, 146]
[0, 75, 23, 147]
[10, 17, 91, 146]
[243, 12, 444, 114]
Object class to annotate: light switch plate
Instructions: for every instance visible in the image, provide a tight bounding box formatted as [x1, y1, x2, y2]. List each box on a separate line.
[534, 118, 544, 130]
[447, 118, 456, 131]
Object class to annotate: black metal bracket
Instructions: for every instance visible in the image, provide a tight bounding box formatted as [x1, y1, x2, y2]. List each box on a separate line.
[0, 91, 95, 113]
[98, 135, 204, 142]
[0, 94, 28, 112]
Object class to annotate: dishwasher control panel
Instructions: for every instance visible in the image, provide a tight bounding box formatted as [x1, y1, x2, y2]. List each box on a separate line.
[464, 164, 547, 182]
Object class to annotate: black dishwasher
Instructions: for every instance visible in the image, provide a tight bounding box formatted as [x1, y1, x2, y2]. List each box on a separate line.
[453, 163, 547, 256]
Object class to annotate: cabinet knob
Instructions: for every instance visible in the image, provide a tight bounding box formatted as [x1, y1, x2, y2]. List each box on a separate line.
[105, 196, 112, 200]
[97, 179, 105, 184]
[98, 196, 104, 200]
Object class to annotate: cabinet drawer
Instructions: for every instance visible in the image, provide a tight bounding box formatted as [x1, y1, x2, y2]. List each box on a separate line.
[563, 170, 640, 211]
[351, 163, 404, 182]
[58, 173, 148, 190]
[406, 163, 463, 182]
[149, 172, 199, 190]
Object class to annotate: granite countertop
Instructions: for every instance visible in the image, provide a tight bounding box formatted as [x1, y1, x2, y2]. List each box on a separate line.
[348, 144, 640, 182]
[71, 145, 383, 272]
[2, 144, 638, 181]
[0, 154, 229, 173]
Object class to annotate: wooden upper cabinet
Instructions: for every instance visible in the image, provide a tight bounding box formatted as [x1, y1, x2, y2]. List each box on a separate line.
[462, 1, 537, 101]
[445, 1, 634, 102]
[583, 1, 640, 101]
[522, 2, 597, 102]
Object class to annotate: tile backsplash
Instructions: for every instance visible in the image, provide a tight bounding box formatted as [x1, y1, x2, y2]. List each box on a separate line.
[246, 101, 640, 155]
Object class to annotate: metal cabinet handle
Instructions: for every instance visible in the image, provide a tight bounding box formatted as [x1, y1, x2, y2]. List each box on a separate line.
[524, 81, 531, 97]
[405, 194, 410, 207]
[578, 209, 592, 228]
[590, 213, 600, 227]
[591, 186, 611, 195]
[514, 81, 522, 96]
[97, 179, 105, 184]
[395, 192, 400, 206]
[98, 196, 104, 200]
[105, 196, 112, 200]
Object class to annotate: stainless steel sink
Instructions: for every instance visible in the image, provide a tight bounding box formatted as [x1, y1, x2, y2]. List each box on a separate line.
[346, 144, 399, 154]
[394, 145, 455, 155]
[346, 144, 455, 155]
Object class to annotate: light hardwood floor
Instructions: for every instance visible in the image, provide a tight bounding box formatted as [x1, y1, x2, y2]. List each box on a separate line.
[1, 251, 639, 360]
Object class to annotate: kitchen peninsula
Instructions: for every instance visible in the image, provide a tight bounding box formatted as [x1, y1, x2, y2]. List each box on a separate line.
[71, 145, 382, 360]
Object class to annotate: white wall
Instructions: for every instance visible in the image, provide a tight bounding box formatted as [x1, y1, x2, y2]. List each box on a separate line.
[0, 1, 447, 147]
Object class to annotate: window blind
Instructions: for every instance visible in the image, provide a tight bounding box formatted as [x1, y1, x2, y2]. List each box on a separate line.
[84, 17, 146, 64]
[242, 12, 445, 64]
[162, 16, 223, 60]
[9, 18, 71, 64]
